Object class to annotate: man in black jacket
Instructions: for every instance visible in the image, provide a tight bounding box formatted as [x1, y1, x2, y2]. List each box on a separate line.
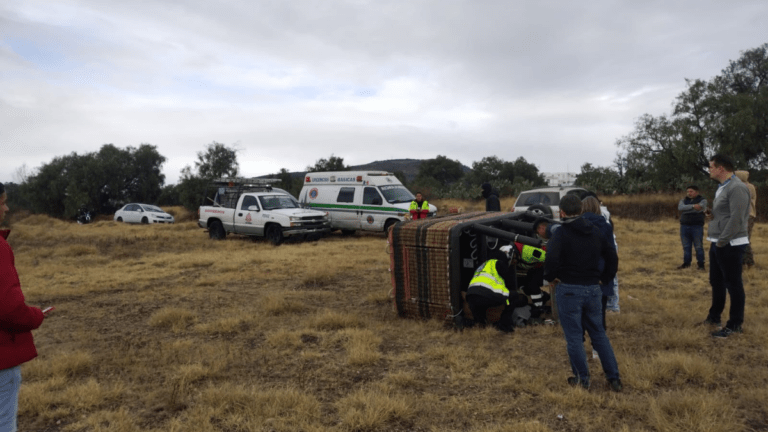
[677, 185, 708, 270]
[481, 183, 501, 211]
[544, 194, 622, 391]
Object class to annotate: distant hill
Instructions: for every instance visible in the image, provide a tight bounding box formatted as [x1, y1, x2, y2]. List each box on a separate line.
[278, 158, 470, 184]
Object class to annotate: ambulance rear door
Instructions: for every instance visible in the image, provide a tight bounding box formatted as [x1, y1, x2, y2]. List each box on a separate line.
[331, 186, 360, 230]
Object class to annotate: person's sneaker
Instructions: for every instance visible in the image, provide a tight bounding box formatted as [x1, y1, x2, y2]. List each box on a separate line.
[608, 378, 623, 392]
[697, 263, 705, 270]
[567, 377, 590, 390]
[697, 317, 721, 327]
[712, 326, 743, 338]
[676, 263, 691, 269]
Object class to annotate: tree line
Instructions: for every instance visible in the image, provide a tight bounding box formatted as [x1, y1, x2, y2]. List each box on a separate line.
[6, 44, 766, 220]
[576, 43, 768, 195]
[5, 140, 550, 220]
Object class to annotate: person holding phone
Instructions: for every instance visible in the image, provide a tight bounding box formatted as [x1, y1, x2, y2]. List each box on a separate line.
[1, 182, 49, 431]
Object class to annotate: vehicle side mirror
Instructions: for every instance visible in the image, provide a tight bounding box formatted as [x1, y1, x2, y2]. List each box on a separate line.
[372, 197, 382, 205]
[248, 205, 260, 212]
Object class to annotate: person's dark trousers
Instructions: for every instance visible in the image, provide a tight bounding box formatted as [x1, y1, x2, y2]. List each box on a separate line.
[601, 295, 608, 331]
[681, 224, 705, 266]
[466, 294, 516, 331]
[708, 243, 747, 329]
[583, 295, 609, 346]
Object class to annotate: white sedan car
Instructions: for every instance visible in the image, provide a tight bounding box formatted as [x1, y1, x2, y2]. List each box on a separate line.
[114, 203, 175, 224]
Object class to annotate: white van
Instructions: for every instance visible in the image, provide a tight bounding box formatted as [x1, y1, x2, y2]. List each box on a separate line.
[299, 171, 437, 233]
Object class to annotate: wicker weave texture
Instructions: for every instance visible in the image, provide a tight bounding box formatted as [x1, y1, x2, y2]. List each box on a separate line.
[391, 212, 514, 320]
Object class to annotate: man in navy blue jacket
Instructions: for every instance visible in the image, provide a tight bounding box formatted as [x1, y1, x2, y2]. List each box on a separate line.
[544, 194, 622, 391]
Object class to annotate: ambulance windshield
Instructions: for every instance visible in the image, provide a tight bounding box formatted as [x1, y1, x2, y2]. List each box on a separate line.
[378, 185, 415, 203]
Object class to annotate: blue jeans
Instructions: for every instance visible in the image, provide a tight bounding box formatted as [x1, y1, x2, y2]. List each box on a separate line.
[708, 243, 746, 329]
[0, 366, 21, 432]
[605, 276, 619, 312]
[556, 283, 620, 385]
[680, 224, 705, 266]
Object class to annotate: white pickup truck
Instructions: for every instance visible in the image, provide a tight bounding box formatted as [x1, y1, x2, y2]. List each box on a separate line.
[197, 178, 330, 245]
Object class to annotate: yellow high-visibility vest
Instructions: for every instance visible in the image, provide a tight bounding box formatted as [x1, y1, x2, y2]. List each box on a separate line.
[409, 200, 429, 211]
[468, 259, 510, 303]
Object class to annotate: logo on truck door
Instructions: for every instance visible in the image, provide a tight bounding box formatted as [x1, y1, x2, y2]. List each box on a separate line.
[309, 188, 318, 199]
[367, 215, 374, 224]
[246, 213, 252, 223]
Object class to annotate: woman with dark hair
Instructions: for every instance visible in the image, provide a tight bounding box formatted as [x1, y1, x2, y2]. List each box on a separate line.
[1, 182, 49, 431]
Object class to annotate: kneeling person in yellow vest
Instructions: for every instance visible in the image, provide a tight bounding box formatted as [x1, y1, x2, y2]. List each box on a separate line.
[466, 246, 528, 333]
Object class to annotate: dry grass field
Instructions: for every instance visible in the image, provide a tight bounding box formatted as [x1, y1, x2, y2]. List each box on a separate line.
[6, 201, 768, 432]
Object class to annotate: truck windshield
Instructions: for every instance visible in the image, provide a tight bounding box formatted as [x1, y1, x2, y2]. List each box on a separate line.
[378, 185, 415, 204]
[259, 194, 300, 210]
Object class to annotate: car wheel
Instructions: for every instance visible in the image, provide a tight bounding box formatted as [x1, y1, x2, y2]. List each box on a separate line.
[341, 229, 356, 236]
[117, 217, 123, 222]
[141, 217, 149, 224]
[527, 204, 553, 218]
[209, 220, 226, 240]
[384, 219, 398, 233]
[266, 224, 284, 245]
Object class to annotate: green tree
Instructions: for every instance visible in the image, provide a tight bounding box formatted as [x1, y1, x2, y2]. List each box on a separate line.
[176, 142, 240, 210]
[617, 43, 768, 190]
[393, 170, 408, 187]
[511, 157, 546, 186]
[575, 163, 621, 194]
[19, 154, 76, 217]
[306, 154, 347, 172]
[20, 144, 167, 218]
[176, 166, 209, 211]
[414, 155, 465, 186]
[273, 168, 302, 197]
[195, 142, 239, 179]
[467, 156, 515, 185]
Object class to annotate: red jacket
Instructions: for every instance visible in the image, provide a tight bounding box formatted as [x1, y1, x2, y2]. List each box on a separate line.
[1, 230, 44, 370]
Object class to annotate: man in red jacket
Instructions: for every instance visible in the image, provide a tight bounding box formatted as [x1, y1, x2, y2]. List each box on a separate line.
[1, 182, 48, 431]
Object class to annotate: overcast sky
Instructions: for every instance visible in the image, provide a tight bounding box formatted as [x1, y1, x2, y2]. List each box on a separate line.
[1, 1, 766, 185]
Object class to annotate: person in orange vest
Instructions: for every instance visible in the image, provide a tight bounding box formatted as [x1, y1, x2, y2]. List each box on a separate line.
[409, 193, 429, 220]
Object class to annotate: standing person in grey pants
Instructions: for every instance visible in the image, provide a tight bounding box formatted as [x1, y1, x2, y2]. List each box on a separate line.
[701, 155, 751, 338]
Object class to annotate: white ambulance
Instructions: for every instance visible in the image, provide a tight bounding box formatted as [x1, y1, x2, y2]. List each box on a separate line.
[299, 171, 437, 234]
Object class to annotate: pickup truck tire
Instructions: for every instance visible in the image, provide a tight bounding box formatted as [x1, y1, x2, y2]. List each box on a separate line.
[141, 217, 149, 224]
[209, 220, 226, 240]
[384, 219, 398, 233]
[116, 217, 123, 222]
[527, 204, 553, 218]
[266, 224, 284, 245]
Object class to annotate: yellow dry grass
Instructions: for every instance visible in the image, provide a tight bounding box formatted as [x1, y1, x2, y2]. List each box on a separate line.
[6, 204, 768, 431]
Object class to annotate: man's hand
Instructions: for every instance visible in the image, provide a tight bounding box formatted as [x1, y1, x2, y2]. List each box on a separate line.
[693, 204, 703, 211]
